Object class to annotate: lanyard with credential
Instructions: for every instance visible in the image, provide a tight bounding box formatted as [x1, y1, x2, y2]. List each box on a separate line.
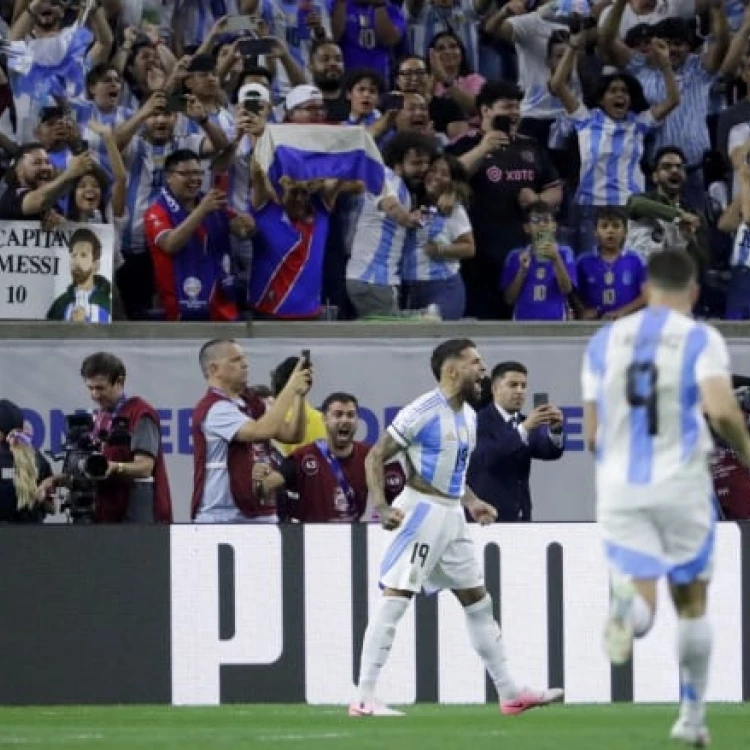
[94, 394, 128, 439]
[315, 439, 357, 513]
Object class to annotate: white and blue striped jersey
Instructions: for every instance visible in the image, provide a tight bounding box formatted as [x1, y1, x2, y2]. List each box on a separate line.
[70, 102, 134, 176]
[408, 0, 481, 74]
[581, 307, 730, 498]
[173, 109, 235, 141]
[570, 103, 657, 207]
[388, 388, 476, 500]
[401, 204, 472, 282]
[731, 222, 750, 269]
[627, 53, 715, 167]
[346, 169, 410, 286]
[121, 134, 205, 254]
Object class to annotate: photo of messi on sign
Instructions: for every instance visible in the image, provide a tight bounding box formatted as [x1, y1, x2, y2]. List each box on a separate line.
[0, 222, 115, 323]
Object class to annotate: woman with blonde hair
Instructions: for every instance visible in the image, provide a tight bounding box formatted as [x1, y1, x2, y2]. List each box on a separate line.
[0, 400, 53, 523]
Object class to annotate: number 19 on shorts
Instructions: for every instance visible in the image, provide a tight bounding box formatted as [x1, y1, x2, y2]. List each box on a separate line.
[410, 543, 430, 568]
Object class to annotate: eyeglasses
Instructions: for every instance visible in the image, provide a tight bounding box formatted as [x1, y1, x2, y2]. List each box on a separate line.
[170, 170, 203, 178]
[658, 163, 685, 171]
[528, 216, 553, 224]
[398, 69, 428, 77]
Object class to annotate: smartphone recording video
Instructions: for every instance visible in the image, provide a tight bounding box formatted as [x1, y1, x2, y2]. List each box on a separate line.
[380, 92, 404, 112]
[237, 38, 275, 58]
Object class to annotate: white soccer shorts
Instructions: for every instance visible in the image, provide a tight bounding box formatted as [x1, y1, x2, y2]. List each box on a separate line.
[597, 483, 716, 585]
[378, 486, 484, 594]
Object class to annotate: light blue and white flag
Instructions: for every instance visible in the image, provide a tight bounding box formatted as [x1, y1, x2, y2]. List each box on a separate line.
[253, 124, 386, 197]
[6, 24, 93, 141]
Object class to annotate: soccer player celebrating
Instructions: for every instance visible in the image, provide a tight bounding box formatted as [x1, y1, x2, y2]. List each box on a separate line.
[581, 250, 750, 746]
[350, 338, 563, 717]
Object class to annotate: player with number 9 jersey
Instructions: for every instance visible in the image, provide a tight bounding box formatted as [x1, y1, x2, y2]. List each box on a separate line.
[582, 306, 729, 508]
[580, 249, 750, 747]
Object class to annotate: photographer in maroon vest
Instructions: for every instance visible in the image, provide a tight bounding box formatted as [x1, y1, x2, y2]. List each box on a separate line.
[191, 338, 311, 523]
[80, 352, 173, 523]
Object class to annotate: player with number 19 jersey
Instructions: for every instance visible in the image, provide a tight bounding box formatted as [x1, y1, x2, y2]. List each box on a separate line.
[582, 305, 730, 510]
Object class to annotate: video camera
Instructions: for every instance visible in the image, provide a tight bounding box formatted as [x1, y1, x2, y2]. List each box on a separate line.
[52, 413, 129, 523]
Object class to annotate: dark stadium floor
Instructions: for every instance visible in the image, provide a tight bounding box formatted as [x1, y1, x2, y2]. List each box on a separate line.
[0, 704, 746, 748]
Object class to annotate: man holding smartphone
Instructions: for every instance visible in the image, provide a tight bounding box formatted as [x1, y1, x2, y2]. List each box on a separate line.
[467, 361, 565, 522]
[447, 81, 562, 320]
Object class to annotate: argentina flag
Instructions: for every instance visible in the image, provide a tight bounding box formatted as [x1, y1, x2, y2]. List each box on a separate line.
[253, 124, 386, 198]
[5, 24, 93, 141]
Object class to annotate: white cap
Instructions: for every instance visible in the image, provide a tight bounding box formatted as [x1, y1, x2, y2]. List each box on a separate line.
[238, 82, 271, 105]
[285, 84, 323, 111]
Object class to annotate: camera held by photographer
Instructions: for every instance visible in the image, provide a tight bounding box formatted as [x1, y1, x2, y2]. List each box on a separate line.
[42, 353, 173, 523]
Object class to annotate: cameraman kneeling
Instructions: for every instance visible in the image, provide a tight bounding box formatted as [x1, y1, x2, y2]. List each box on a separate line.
[0, 400, 54, 523]
[44, 353, 173, 523]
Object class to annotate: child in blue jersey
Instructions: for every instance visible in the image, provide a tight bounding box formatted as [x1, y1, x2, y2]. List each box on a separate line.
[501, 201, 576, 321]
[574, 207, 646, 321]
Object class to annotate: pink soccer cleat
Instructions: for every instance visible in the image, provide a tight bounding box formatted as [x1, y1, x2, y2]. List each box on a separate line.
[500, 687, 564, 716]
[348, 699, 404, 717]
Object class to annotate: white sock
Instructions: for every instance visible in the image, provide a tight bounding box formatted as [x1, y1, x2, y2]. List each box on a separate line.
[631, 593, 654, 638]
[463, 595, 518, 701]
[356, 596, 410, 702]
[677, 615, 712, 725]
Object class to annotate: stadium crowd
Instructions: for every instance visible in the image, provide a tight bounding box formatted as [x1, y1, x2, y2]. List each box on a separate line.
[1, 0, 750, 322]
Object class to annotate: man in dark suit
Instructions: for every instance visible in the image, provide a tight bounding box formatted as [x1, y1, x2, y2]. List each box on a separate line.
[467, 361, 565, 522]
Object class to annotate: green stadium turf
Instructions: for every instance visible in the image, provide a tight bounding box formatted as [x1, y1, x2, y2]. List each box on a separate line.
[0, 704, 746, 748]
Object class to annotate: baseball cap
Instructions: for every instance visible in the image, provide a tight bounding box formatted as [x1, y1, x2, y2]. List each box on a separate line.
[186, 54, 217, 73]
[38, 106, 67, 124]
[285, 84, 323, 111]
[624, 23, 654, 48]
[238, 82, 271, 105]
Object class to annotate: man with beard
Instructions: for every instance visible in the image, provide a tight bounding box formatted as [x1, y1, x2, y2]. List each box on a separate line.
[113, 90, 229, 319]
[310, 40, 349, 122]
[346, 131, 430, 318]
[261, 392, 406, 523]
[0, 142, 93, 220]
[349, 338, 563, 717]
[467, 361, 564, 522]
[144, 149, 254, 321]
[47, 227, 112, 323]
[625, 146, 709, 280]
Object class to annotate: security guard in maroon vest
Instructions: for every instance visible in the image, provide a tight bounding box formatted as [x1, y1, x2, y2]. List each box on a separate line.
[191, 338, 311, 523]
